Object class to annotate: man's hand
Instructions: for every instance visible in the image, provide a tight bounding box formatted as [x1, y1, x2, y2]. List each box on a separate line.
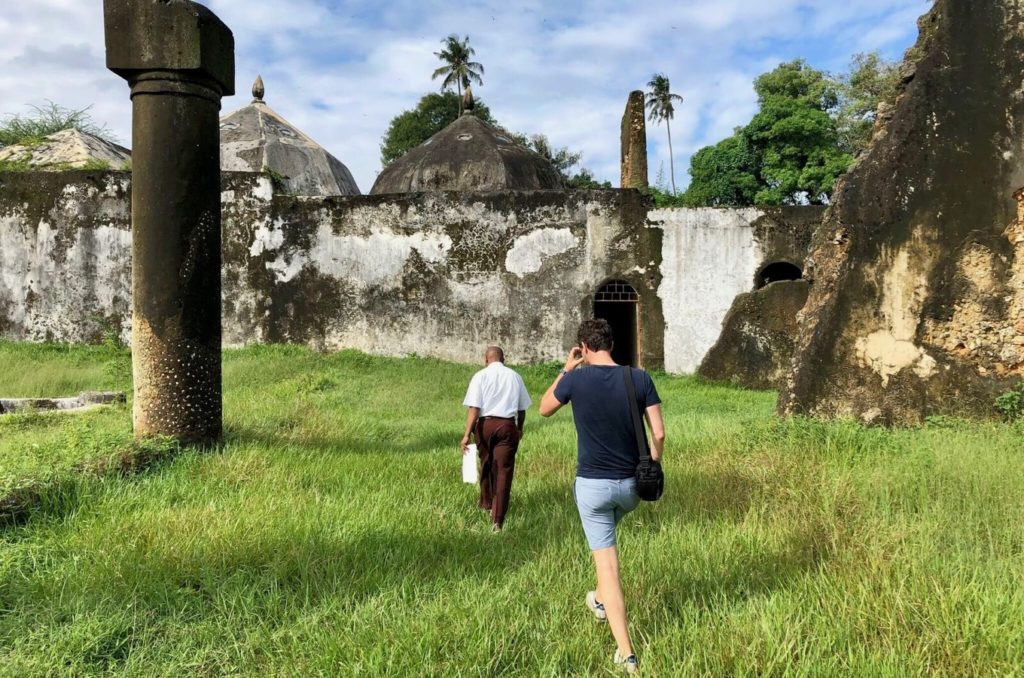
[564, 346, 584, 372]
[462, 407, 480, 454]
[541, 348, 581, 417]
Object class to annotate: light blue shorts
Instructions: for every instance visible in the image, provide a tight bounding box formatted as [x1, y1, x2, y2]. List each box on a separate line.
[574, 476, 640, 551]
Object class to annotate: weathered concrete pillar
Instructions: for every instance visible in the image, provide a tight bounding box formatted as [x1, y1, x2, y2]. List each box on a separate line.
[620, 90, 648, 190]
[104, 0, 234, 444]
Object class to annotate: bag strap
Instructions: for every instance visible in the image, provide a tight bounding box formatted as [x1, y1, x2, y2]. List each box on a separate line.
[623, 366, 650, 462]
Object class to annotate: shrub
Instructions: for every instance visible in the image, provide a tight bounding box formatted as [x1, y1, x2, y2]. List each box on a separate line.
[994, 380, 1024, 422]
[0, 102, 114, 148]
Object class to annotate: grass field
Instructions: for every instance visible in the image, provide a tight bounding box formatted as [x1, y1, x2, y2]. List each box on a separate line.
[1, 341, 1023, 676]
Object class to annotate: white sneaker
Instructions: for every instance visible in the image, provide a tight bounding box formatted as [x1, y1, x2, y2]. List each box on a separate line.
[613, 649, 639, 674]
[585, 590, 606, 621]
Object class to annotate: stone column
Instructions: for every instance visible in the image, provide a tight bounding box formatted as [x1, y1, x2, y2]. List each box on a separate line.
[104, 0, 235, 444]
[620, 90, 648, 190]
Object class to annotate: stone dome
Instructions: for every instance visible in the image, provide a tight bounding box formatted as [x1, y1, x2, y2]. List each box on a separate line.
[370, 114, 564, 194]
[220, 76, 359, 196]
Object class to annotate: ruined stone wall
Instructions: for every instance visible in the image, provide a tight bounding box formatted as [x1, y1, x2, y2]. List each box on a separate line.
[222, 178, 663, 367]
[0, 170, 664, 367]
[0, 170, 825, 374]
[652, 206, 822, 374]
[620, 91, 648, 190]
[0, 171, 132, 343]
[780, 0, 1024, 423]
[698, 280, 810, 390]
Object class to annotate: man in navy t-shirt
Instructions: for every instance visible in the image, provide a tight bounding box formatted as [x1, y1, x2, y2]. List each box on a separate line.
[539, 319, 665, 675]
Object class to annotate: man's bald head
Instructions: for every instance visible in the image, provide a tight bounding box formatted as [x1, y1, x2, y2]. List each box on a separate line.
[485, 346, 505, 364]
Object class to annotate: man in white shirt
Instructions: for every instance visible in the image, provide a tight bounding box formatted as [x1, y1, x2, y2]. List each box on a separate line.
[460, 345, 532, 532]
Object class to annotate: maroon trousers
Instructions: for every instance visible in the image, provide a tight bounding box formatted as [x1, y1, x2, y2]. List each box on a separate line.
[475, 417, 520, 527]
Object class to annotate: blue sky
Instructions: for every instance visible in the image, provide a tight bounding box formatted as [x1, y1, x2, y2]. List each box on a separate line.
[1, 0, 928, 192]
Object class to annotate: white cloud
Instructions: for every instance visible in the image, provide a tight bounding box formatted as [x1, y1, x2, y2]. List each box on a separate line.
[0, 0, 928, 192]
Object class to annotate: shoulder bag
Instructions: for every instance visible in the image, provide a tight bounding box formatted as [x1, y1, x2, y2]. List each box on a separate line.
[623, 367, 664, 501]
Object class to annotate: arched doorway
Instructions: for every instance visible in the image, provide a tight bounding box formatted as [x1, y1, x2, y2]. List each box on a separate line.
[593, 279, 639, 367]
[756, 261, 802, 289]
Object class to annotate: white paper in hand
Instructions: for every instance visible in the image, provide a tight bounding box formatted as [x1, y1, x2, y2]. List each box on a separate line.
[462, 444, 479, 484]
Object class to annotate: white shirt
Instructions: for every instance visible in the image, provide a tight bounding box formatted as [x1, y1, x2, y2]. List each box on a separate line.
[463, 362, 532, 418]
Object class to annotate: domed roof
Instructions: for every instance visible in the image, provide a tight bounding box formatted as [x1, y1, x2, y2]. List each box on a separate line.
[220, 76, 359, 196]
[370, 114, 564, 194]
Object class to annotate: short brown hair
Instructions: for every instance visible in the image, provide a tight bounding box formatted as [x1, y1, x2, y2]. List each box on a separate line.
[577, 318, 614, 352]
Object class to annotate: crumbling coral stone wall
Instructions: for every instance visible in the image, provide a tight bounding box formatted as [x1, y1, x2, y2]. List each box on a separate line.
[698, 280, 809, 390]
[779, 0, 1024, 423]
[1, 169, 825, 373]
[620, 91, 648, 190]
[224, 183, 664, 367]
[0, 170, 664, 367]
[652, 206, 822, 373]
[0, 171, 131, 342]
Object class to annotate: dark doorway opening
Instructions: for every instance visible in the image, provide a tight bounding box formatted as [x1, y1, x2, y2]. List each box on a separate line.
[756, 261, 802, 289]
[593, 280, 639, 367]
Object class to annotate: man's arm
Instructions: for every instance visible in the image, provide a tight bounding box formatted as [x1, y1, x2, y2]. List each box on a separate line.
[539, 378, 565, 417]
[460, 406, 480, 453]
[540, 347, 584, 417]
[644, 404, 665, 462]
[516, 376, 530, 435]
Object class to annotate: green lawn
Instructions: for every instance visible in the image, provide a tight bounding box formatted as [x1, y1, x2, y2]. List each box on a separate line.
[1, 341, 1022, 675]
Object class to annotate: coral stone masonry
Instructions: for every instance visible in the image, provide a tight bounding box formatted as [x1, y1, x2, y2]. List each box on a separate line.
[779, 0, 1024, 423]
[0, 170, 820, 375]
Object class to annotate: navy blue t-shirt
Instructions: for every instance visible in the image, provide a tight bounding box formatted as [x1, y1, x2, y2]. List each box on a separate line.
[554, 365, 661, 480]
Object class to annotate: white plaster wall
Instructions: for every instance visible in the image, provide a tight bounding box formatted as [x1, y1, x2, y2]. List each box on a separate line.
[653, 207, 765, 373]
[0, 175, 132, 343]
[232, 194, 594, 363]
[1, 175, 615, 365]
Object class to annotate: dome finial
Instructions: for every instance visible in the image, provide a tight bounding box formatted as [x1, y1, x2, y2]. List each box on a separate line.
[461, 85, 475, 116]
[252, 75, 265, 103]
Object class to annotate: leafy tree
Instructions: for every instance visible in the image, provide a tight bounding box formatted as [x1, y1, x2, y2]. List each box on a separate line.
[835, 51, 900, 155]
[0, 102, 113, 148]
[745, 60, 851, 204]
[564, 168, 612, 189]
[644, 164, 686, 206]
[645, 74, 684, 195]
[508, 132, 609, 188]
[679, 134, 759, 206]
[682, 59, 854, 206]
[508, 132, 580, 175]
[380, 92, 494, 166]
[431, 34, 484, 116]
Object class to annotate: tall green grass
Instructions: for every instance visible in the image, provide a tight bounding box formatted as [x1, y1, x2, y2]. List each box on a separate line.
[1, 342, 1022, 675]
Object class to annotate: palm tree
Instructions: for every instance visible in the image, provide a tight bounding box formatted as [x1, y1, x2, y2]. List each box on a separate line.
[432, 35, 485, 116]
[646, 74, 684, 194]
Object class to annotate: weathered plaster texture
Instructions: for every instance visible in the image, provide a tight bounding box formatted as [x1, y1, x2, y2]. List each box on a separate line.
[698, 280, 810, 390]
[651, 206, 821, 374]
[0, 172, 132, 343]
[223, 187, 662, 367]
[780, 0, 1024, 423]
[620, 91, 648, 190]
[0, 129, 131, 170]
[1, 171, 823, 374]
